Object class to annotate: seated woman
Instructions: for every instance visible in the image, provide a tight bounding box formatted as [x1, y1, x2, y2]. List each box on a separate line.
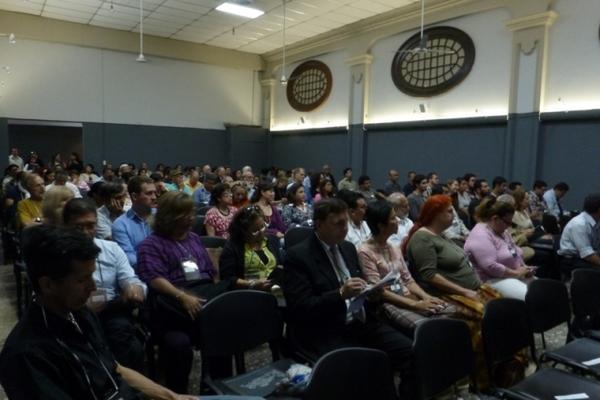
[464, 198, 535, 300]
[137, 192, 234, 388]
[220, 205, 283, 290]
[313, 179, 334, 203]
[511, 188, 553, 245]
[231, 181, 249, 209]
[273, 170, 289, 205]
[281, 183, 313, 227]
[358, 200, 448, 336]
[204, 183, 237, 238]
[250, 180, 287, 238]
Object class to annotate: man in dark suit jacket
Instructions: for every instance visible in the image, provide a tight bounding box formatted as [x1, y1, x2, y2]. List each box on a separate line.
[283, 198, 415, 397]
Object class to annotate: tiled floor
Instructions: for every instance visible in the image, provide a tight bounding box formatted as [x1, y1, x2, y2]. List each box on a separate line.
[0, 263, 571, 399]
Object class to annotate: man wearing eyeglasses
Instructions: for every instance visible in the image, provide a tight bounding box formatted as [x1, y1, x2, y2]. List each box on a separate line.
[0, 225, 196, 400]
[283, 198, 417, 398]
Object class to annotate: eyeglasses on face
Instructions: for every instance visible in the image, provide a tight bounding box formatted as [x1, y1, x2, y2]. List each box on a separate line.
[250, 222, 268, 236]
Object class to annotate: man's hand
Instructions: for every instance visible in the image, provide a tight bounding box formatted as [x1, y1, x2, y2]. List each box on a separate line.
[179, 293, 206, 320]
[339, 278, 367, 300]
[122, 284, 145, 305]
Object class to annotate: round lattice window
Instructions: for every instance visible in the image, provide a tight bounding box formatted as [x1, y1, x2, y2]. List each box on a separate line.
[391, 26, 475, 97]
[287, 60, 333, 112]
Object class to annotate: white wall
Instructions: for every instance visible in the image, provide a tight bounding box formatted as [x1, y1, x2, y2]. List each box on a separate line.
[0, 38, 261, 129]
[368, 8, 512, 123]
[270, 50, 350, 131]
[544, 0, 600, 113]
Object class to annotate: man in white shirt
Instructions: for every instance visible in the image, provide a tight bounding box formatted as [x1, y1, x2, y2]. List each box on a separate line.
[558, 193, 600, 268]
[387, 192, 414, 248]
[339, 190, 371, 247]
[45, 170, 82, 198]
[544, 182, 570, 218]
[7, 148, 24, 170]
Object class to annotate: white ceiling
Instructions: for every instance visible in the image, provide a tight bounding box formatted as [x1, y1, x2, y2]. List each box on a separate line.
[0, 0, 418, 54]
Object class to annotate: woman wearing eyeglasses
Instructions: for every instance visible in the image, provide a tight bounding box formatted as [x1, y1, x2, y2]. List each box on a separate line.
[463, 197, 535, 300]
[219, 206, 283, 291]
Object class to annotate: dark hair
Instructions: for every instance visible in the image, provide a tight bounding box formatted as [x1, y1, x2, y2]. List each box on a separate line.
[533, 180, 547, 190]
[358, 175, 370, 186]
[250, 180, 274, 203]
[342, 167, 352, 175]
[431, 184, 445, 196]
[313, 198, 348, 222]
[508, 181, 522, 191]
[54, 170, 69, 183]
[99, 181, 125, 201]
[210, 183, 231, 206]
[317, 179, 334, 199]
[287, 183, 304, 204]
[492, 176, 507, 188]
[102, 166, 114, 175]
[583, 193, 600, 214]
[228, 205, 264, 245]
[365, 200, 393, 236]
[475, 197, 515, 222]
[474, 179, 487, 192]
[427, 172, 438, 180]
[88, 181, 105, 197]
[128, 175, 154, 195]
[63, 198, 97, 224]
[337, 189, 364, 209]
[204, 173, 219, 184]
[23, 225, 100, 293]
[149, 172, 163, 182]
[463, 173, 476, 181]
[554, 182, 570, 192]
[412, 174, 427, 186]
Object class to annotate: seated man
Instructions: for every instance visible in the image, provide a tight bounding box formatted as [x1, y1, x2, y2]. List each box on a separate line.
[544, 182, 570, 218]
[357, 175, 377, 203]
[407, 174, 428, 221]
[387, 192, 414, 248]
[63, 198, 147, 372]
[45, 170, 82, 199]
[527, 180, 548, 223]
[0, 224, 195, 399]
[96, 180, 127, 240]
[192, 173, 218, 207]
[337, 190, 371, 247]
[17, 173, 45, 228]
[283, 198, 416, 398]
[558, 193, 600, 269]
[113, 176, 157, 269]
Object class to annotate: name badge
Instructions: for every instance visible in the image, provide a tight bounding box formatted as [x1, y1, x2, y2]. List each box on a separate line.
[181, 259, 200, 281]
[87, 289, 108, 306]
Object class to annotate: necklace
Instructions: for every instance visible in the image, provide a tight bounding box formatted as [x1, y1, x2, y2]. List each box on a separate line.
[218, 206, 230, 216]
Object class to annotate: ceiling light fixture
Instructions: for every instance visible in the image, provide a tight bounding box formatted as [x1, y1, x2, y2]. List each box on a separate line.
[136, 0, 147, 62]
[216, 2, 264, 19]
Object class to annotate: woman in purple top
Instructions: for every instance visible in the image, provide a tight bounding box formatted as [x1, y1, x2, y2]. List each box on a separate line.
[250, 180, 287, 238]
[464, 198, 535, 300]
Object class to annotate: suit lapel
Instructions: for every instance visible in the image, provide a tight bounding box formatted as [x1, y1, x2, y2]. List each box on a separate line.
[310, 234, 342, 288]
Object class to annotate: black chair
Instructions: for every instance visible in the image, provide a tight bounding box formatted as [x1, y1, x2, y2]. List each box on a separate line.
[526, 279, 600, 379]
[200, 236, 228, 249]
[571, 268, 600, 339]
[301, 347, 396, 400]
[413, 319, 474, 399]
[482, 298, 600, 399]
[284, 227, 312, 250]
[193, 215, 207, 236]
[199, 290, 293, 397]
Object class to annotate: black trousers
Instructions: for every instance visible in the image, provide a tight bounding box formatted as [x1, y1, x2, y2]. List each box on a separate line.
[98, 306, 145, 373]
[160, 331, 193, 394]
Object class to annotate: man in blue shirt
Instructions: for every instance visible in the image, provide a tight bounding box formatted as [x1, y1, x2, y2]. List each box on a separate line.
[543, 182, 570, 217]
[64, 198, 148, 372]
[193, 173, 218, 207]
[558, 193, 600, 268]
[113, 176, 157, 269]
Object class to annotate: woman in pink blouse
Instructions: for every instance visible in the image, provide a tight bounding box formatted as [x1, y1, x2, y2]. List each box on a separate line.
[464, 197, 535, 300]
[358, 200, 448, 336]
[204, 183, 237, 238]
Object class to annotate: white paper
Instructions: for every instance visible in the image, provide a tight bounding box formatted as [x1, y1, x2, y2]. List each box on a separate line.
[357, 269, 399, 299]
[582, 357, 600, 366]
[554, 394, 589, 400]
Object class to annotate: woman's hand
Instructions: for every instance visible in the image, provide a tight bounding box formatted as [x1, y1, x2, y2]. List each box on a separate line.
[250, 279, 273, 291]
[422, 295, 446, 307]
[413, 298, 444, 314]
[462, 289, 479, 300]
[179, 293, 206, 320]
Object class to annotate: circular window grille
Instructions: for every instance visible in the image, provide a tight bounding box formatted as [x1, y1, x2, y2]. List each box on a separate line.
[287, 60, 333, 112]
[391, 26, 475, 97]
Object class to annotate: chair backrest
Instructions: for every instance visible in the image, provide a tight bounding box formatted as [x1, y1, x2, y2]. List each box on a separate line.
[482, 299, 534, 371]
[284, 227, 313, 250]
[200, 290, 283, 358]
[413, 319, 474, 399]
[193, 215, 206, 236]
[303, 347, 396, 400]
[199, 236, 227, 249]
[525, 278, 570, 334]
[571, 268, 600, 332]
